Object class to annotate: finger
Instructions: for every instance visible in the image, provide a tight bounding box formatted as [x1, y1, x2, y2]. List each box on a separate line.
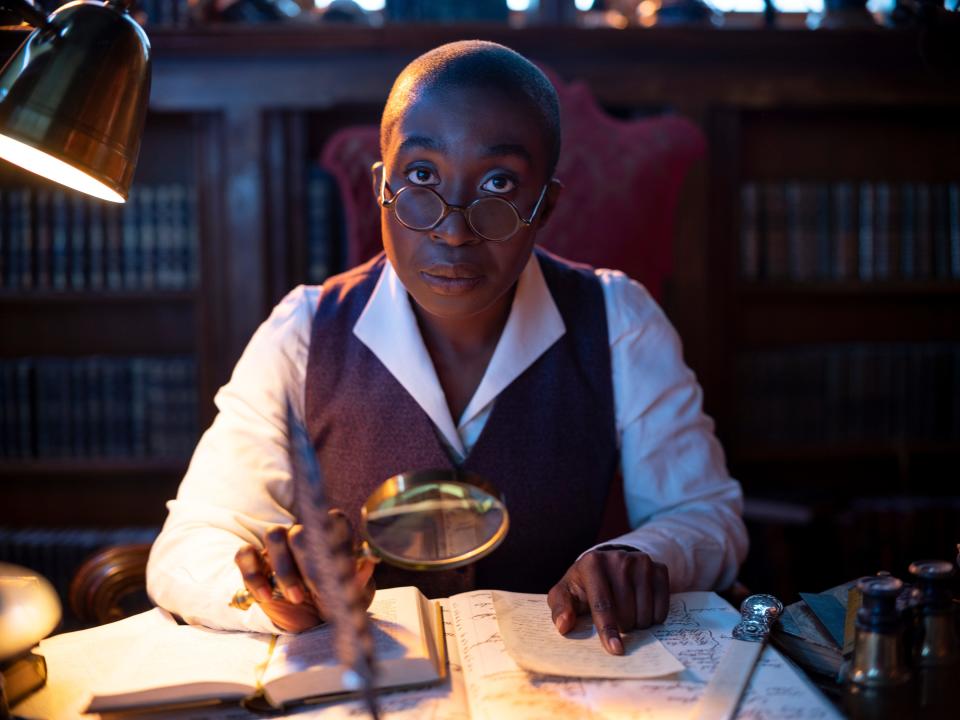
[547, 581, 579, 635]
[609, 552, 637, 632]
[652, 562, 670, 625]
[264, 525, 305, 604]
[326, 508, 356, 557]
[632, 553, 655, 629]
[355, 556, 376, 590]
[235, 544, 274, 604]
[580, 553, 623, 655]
[356, 559, 377, 610]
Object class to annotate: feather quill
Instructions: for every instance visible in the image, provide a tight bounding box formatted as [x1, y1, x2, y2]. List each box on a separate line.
[287, 402, 380, 719]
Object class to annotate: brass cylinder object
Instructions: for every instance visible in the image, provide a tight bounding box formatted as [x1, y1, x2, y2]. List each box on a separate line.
[849, 576, 911, 688]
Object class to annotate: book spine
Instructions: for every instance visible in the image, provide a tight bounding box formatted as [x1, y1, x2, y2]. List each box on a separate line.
[168, 184, 187, 290]
[916, 183, 933, 279]
[70, 360, 88, 457]
[858, 183, 874, 281]
[155, 185, 174, 289]
[784, 181, 803, 281]
[832, 182, 856, 280]
[122, 187, 140, 290]
[949, 183, 960, 279]
[87, 200, 105, 290]
[86, 357, 103, 457]
[900, 182, 916, 280]
[186, 186, 199, 288]
[139, 186, 156, 290]
[16, 359, 33, 458]
[798, 183, 819, 281]
[51, 192, 69, 291]
[931, 183, 949, 280]
[34, 190, 52, 290]
[740, 183, 759, 280]
[131, 357, 147, 456]
[7, 189, 23, 289]
[20, 189, 34, 290]
[887, 184, 902, 280]
[70, 195, 88, 290]
[0, 189, 5, 289]
[874, 182, 891, 280]
[104, 203, 124, 290]
[1, 361, 11, 457]
[764, 183, 788, 280]
[815, 183, 832, 280]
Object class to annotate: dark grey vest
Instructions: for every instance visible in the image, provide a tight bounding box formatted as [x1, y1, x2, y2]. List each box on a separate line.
[304, 249, 618, 597]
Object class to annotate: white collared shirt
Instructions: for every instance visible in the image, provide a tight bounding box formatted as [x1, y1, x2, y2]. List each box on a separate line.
[146, 255, 748, 633]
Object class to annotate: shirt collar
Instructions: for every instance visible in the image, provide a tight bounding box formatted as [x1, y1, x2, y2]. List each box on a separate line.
[352, 253, 566, 458]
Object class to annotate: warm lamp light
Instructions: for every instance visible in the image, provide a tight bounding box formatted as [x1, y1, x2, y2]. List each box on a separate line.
[0, 0, 151, 203]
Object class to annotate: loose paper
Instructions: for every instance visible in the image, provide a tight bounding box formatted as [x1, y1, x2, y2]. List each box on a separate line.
[491, 590, 684, 679]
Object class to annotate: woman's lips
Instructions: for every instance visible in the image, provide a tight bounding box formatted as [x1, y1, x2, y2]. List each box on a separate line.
[419, 263, 484, 295]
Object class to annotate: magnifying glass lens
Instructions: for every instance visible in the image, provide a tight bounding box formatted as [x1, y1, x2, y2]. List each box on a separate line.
[361, 471, 508, 571]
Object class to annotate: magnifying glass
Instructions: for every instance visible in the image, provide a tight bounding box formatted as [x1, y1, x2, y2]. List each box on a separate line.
[359, 469, 509, 571]
[230, 469, 508, 609]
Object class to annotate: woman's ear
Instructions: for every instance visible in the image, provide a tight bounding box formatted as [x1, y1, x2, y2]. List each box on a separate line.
[537, 178, 564, 226]
[370, 161, 385, 202]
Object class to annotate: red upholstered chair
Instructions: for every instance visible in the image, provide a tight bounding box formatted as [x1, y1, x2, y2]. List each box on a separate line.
[320, 68, 706, 303]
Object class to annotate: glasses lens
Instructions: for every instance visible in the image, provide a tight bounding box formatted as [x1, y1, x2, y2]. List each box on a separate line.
[394, 187, 445, 230]
[468, 198, 520, 241]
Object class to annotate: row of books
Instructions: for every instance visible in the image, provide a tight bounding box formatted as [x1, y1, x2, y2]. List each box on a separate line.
[740, 181, 960, 282]
[735, 342, 960, 445]
[0, 356, 198, 460]
[0, 184, 198, 292]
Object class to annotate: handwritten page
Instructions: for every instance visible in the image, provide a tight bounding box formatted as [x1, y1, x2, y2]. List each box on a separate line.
[490, 590, 684, 679]
[451, 590, 843, 720]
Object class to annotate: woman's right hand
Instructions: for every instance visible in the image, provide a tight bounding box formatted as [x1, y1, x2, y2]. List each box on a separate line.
[234, 509, 376, 632]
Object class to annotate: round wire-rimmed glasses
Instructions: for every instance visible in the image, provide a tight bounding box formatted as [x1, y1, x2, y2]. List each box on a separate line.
[373, 161, 550, 243]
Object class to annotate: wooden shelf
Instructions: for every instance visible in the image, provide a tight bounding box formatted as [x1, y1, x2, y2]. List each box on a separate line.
[0, 290, 198, 303]
[0, 295, 197, 356]
[731, 292, 960, 347]
[727, 439, 960, 464]
[736, 281, 960, 298]
[0, 458, 190, 478]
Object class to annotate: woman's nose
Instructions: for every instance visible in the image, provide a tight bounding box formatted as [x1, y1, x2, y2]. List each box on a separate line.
[431, 206, 479, 246]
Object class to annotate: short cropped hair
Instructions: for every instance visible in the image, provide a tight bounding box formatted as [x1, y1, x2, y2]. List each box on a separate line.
[380, 40, 562, 177]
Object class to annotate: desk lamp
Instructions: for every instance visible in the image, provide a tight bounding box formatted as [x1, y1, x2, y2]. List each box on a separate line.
[0, 563, 61, 718]
[0, 0, 151, 202]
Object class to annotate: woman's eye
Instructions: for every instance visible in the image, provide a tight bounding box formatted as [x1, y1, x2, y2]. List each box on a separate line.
[406, 167, 438, 185]
[481, 176, 516, 194]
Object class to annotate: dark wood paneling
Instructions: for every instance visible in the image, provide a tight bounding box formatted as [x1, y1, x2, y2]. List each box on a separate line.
[0, 294, 196, 356]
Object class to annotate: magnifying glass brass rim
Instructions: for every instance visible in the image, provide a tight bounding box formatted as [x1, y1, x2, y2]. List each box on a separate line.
[360, 469, 509, 572]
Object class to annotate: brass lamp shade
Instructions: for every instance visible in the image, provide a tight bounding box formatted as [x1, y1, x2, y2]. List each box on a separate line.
[0, 0, 151, 202]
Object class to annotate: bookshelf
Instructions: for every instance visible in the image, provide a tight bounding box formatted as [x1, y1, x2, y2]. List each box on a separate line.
[0, 110, 217, 528]
[0, 23, 957, 603]
[714, 103, 960, 597]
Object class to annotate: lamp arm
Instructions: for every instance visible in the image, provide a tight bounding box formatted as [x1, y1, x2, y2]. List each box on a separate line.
[0, 0, 52, 31]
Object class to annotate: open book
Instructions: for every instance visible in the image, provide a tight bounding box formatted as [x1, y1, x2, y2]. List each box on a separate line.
[86, 586, 445, 713]
[77, 588, 841, 719]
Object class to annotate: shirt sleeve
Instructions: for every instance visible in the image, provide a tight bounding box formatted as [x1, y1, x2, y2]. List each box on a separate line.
[588, 270, 749, 592]
[145, 285, 319, 633]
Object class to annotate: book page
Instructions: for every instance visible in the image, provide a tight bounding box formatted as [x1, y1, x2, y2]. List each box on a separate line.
[86, 620, 272, 711]
[450, 590, 842, 720]
[491, 590, 683, 679]
[262, 586, 441, 705]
